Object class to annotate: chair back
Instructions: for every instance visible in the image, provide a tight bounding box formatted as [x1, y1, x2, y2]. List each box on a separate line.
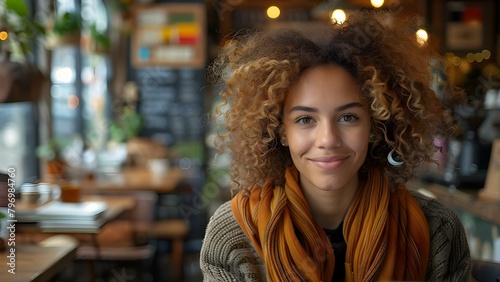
[472, 259, 500, 282]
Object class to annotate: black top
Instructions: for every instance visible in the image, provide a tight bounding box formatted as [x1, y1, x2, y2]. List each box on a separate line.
[324, 223, 347, 282]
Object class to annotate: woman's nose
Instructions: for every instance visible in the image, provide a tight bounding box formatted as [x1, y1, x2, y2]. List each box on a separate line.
[316, 122, 342, 149]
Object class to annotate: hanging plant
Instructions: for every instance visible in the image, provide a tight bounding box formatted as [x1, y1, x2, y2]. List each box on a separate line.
[0, 0, 46, 103]
[81, 24, 110, 54]
[45, 11, 81, 49]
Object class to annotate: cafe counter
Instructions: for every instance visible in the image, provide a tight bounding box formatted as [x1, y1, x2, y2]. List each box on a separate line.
[408, 180, 500, 263]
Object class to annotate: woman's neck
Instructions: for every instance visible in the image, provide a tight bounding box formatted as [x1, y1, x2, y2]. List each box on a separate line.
[301, 177, 360, 229]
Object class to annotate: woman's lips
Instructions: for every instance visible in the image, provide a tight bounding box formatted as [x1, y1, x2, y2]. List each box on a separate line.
[310, 156, 348, 170]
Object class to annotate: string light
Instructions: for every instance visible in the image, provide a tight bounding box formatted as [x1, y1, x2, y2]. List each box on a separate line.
[482, 50, 491, 60]
[474, 53, 483, 62]
[466, 53, 475, 63]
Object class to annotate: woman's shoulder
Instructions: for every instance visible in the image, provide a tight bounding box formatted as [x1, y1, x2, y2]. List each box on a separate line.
[202, 200, 246, 249]
[200, 200, 266, 281]
[410, 190, 463, 228]
[207, 201, 237, 230]
[410, 190, 473, 281]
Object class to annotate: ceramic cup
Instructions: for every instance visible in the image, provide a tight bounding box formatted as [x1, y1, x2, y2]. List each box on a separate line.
[21, 183, 41, 205]
[37, 182, 61, 203]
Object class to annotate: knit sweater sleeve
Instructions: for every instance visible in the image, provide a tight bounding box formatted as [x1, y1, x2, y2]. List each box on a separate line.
[412, 191, 473, 282]
[200, 201, 266, 282]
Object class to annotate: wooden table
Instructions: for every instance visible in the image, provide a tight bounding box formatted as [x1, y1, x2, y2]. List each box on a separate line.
[81, 167, 185, 194]
[0, 242, 78, 282]
[16, 195, 135, 236]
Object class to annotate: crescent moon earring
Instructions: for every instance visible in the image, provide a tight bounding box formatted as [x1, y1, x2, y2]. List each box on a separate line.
[387, 149, 404, 166]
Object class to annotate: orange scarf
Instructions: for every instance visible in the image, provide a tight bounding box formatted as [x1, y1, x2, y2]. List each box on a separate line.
[231, 167, 430, 281]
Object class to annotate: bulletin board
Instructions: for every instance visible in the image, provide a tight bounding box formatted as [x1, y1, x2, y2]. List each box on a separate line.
[131, 4, 206, 68]
[441, 1, 495, 54]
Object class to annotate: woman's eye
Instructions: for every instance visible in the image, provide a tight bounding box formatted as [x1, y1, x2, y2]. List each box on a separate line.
[339, 114, 358, 122]
[296, 116, 313, 125]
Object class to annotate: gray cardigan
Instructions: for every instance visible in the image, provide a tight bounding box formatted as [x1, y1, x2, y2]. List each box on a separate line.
[200, 192, 472, 281]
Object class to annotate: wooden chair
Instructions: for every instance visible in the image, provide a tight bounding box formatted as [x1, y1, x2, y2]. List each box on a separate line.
[472, 259, 500, 282]
[80, 190, 189, 281]
[148, 218, 189, 281]
[76, 191, 158, 281]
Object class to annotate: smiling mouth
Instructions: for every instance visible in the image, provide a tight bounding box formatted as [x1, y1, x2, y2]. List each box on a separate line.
[310, 156, 348, 170]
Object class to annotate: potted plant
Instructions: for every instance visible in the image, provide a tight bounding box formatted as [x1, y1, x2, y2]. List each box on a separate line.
[45, 11, 81, 49]
[110, 108, 143, 144]
[36, 137, 70, 179]
[97, 109, 142, 173]
[0, 0, 45, 103]
[81, 24, 110, 54]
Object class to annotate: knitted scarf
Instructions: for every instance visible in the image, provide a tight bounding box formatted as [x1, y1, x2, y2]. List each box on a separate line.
[231, 167, 430, 281]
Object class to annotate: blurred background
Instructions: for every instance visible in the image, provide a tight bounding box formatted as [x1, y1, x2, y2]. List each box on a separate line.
[0, 0, 499, 281]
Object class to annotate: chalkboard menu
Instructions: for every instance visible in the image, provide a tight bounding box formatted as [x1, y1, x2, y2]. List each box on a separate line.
[135, 67, 206, 147]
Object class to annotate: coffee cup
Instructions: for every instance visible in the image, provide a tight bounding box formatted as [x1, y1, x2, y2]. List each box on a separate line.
[60, 181, 81, 203]
[21, 183, 41, 205]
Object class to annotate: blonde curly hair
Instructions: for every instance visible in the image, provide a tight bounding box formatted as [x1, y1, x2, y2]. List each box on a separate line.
[211, 11, 462, 192]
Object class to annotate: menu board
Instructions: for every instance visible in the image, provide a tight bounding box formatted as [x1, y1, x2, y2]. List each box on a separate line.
[131, 3, 206, 68]
[135, 67, 205, 147]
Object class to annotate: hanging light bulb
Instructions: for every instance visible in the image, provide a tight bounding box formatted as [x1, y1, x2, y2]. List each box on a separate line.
[267, 6, 280, 19]
[331, 9, 346, 24]
[416, 28, 428, 45]
[371, 0, 384, 8]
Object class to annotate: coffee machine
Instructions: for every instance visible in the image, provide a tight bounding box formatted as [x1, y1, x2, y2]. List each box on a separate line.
[422, 105, 492, 189]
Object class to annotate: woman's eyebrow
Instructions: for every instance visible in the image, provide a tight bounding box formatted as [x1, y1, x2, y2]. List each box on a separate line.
[288, 106, 317, 113]
[336, 102, 364, 112]
[288, 102, 364, 114]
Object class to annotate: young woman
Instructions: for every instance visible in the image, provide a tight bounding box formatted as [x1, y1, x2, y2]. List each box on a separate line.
[201, 11, 472, 282]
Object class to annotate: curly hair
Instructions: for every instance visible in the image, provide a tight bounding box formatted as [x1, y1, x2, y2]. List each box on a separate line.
[211, 11, 462, 192]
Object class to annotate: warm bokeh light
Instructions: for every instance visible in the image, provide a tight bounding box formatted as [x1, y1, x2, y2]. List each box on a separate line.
[266, 6, 280, 19]
[482, 49, 491, 60]
[0, 31, 8, 41]
[370, 0, 384, 8]
[466, 53, 475, 63]
[458, 60, 471, 76]
[68, 95, 80, 109]
[331, 9, 346, 24]
[474, 53, 483, 62]
[451, 56, 462, 67]
[416, 29, 428, 45]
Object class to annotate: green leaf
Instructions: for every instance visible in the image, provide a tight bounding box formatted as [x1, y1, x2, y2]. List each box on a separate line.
[5, 0, 29, 17]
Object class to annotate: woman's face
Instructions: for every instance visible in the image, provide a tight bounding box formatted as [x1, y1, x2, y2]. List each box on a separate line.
[282, 64, 371, 193]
